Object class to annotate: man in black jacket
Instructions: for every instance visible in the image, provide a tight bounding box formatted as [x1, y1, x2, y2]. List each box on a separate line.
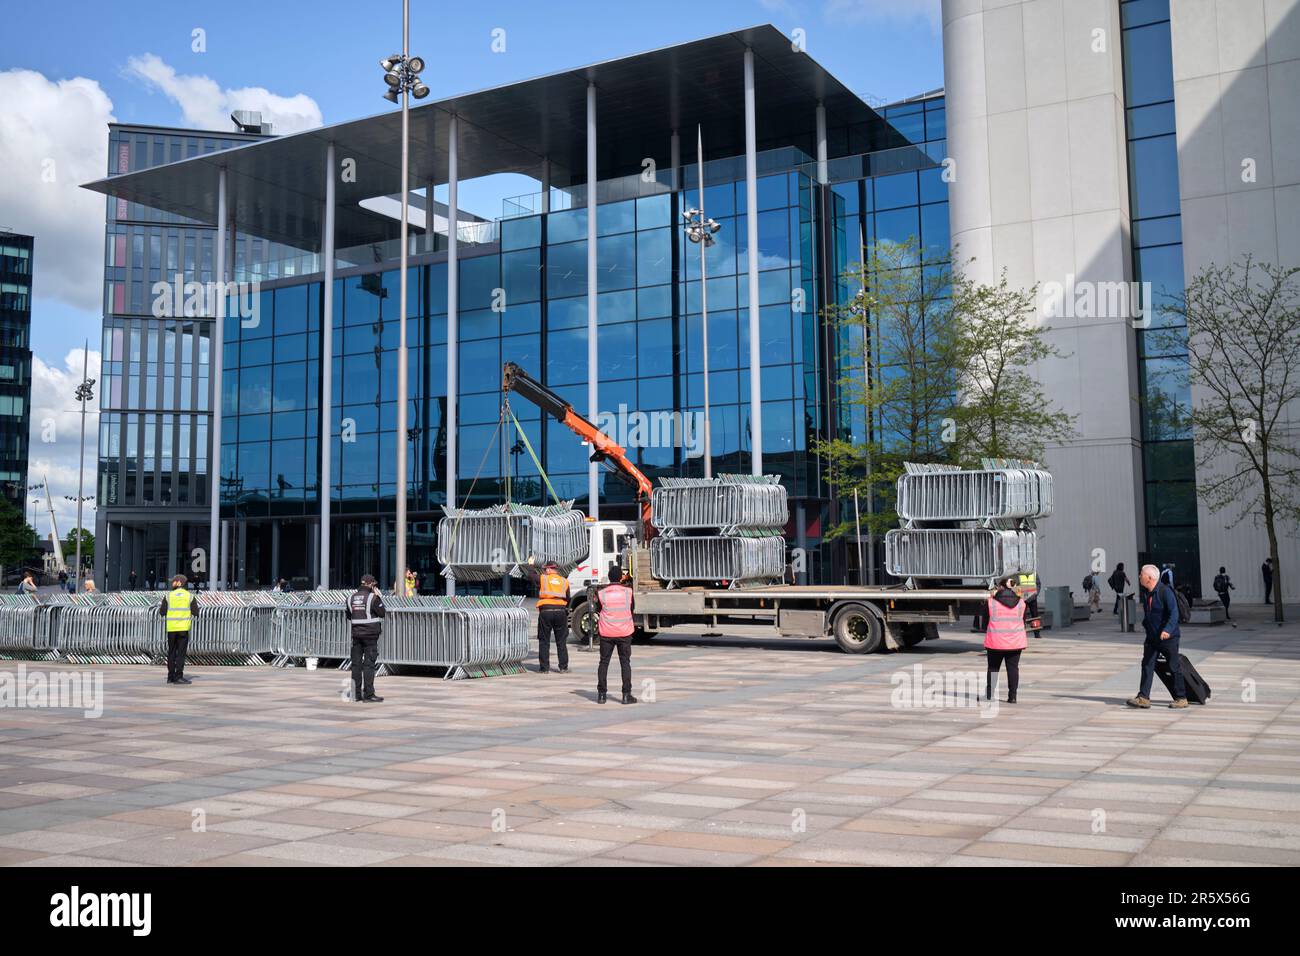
[347, 574, 386, 703]
[1127, 564, 1187, 710]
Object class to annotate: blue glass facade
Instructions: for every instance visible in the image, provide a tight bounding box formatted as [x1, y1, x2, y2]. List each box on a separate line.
[0, 231, 33, 507]
[215, 106, 948, 587]
[1120, 0, 1201, 592]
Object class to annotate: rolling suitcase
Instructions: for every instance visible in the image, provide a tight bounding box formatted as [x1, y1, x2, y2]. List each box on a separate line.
[1156, 653, 1210, 704]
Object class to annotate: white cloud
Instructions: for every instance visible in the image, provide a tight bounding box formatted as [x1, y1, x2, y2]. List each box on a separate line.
[124, 54, 323, 135]
[26, 348, 101, 540]
[0, 69, 113, 314]
[824, 0, 942, 31]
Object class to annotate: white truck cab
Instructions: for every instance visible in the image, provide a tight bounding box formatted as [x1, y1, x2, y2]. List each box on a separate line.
[567, 519, 635, 591]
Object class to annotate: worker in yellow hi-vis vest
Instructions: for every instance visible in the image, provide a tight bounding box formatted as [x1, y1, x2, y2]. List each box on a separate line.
[157, 574, 198, 684]
[536, 561, 570, 673]
[1014, 572, 1042, 639]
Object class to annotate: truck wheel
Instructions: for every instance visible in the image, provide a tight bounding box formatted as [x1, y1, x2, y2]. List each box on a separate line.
[900, 623, 938, 648]
[570, 601, 597, 646]
[832, 603, 883, 654]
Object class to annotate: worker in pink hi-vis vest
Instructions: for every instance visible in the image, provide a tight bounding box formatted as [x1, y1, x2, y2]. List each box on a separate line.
[594, 562, 638, 705]
[985, 577, 1028, 704]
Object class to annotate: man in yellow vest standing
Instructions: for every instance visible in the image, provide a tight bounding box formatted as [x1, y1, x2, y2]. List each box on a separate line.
[1014, 571, 1041, 638]
[157, 574, 198, 685]
[536, 561, 570, 674]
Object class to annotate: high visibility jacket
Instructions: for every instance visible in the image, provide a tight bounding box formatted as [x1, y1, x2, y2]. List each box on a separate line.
[165, 588, 193, 633]
[598, 584, 635, 638]
[538, 571, 568, 608]
[985, 596, 1028, 650]
[348, 589, 385, 639]
[1015, 573, 1038, 599]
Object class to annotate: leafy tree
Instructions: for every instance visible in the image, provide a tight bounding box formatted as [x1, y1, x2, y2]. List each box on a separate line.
[64, 527, 95, 565]
[813, 237, 959, 538]
[947, 268, 1078, 463]
[0, 499, 36, 582]
[1158, 256, 1300, 623]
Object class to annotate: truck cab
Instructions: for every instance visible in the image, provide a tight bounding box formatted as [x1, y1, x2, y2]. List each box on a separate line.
[567, 519, 635, 591]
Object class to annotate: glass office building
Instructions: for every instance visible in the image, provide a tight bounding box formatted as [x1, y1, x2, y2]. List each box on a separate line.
[0, 231, 34, 508]
[86, 27, 949, 589]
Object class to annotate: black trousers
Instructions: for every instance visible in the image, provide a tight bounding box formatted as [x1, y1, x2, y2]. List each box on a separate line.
[351, 636, 379, 697]
[1264, 577, 1272, 603]
[986, 648, 1022, 701]
[537, 606, 569, 671]
[1217, 589, 1231, 618]
[597, 637, 632, 696]
[166, 633, 189, 681]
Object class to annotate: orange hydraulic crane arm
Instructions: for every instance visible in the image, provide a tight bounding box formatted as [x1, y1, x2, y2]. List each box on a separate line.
[502, 362, 655, 538]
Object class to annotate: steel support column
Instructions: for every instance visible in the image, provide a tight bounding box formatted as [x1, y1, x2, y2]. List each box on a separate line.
[744, 49, 763, 475]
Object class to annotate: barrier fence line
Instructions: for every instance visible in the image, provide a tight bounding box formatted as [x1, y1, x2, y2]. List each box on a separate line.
[437, 502, 588, 581]
[0, 591, 529, 678]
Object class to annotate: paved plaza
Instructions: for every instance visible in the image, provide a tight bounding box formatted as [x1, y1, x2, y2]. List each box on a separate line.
[1, 606, 1297, 867]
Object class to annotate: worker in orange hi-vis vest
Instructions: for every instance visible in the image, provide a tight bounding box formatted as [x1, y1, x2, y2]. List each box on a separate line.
[536, 561, 570, 674]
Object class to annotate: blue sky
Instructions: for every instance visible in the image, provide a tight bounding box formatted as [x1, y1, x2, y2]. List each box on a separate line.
[0, 0, 943, 528]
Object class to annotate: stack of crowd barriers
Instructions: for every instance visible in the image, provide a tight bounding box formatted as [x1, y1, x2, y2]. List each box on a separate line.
[0, 589, 529, 679]
[437, 501, 589, 581]
[650, 475, 789, 588]
[885, 459, 1050, 586]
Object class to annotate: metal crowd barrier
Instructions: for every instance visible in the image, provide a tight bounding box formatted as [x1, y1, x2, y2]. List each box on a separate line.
[897, 466, 1054, 522]
[884, 528, 1037, 583]
[0, 589, 530, 678]
[650, 533, 786, 588]
[652, 474, 789, 533]
[437, 501, 589, 580]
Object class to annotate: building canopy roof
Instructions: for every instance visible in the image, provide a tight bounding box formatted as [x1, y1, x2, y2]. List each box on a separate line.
[82, 24, 880, 252]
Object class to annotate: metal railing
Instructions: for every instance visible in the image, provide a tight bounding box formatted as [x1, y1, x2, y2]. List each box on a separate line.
[437, 502, 589, 581]
[652, 474, 789, 534]
[884, 528, 1037, 584]
[650, 534, 786, 588]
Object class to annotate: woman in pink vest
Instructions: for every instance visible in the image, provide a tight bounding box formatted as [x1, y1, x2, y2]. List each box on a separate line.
[595, 563, 638, 705]
[985, 576, 1028, 704]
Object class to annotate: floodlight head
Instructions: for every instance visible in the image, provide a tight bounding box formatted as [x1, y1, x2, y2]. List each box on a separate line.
[408, 55, 425, 73]
[383, 88, 399, 104]
[380, 57, 396, 71]
[384, 71, 401, 88]
[412, 83, 429, 99]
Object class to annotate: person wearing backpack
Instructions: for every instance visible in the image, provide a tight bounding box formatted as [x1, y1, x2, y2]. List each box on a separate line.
[1083, 571, 1101, 613]
[1127, 565, 1188, 710]
[1108, 563, 1130, 615]
[1213, 566, 1236, 627]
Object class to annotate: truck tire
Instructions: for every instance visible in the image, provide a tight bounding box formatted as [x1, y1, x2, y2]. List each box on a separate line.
[570, 600, 597, 647]
[832, 603, 884, 654]
[900, 622, 938, 648]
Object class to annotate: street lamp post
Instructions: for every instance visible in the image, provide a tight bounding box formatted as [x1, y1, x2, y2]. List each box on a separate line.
[682, 126, 720, 479]
[380, 2, 429, 593]
[72, 343, 95, 590]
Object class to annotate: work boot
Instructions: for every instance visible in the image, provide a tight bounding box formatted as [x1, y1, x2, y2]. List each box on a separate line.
[621, 693, 638, 705]
[1169, 698, 1189, 709]
[362, 694, 384, 703]
[175, 677, 192, 685]
[558, 666, 569, 674]
[597, 692, 607, 704]
[1126, 695, 1151, 709]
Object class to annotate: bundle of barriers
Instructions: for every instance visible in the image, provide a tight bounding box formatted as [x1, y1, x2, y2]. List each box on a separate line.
[0, 590, 529, 680]
[437, 501, 588, 581]
[650, 475, 789, 588]
[885, 459, 1052, 586]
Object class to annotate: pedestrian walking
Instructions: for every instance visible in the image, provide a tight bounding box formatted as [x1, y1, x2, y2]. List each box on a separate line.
[129, 569, 138, 590]
[595, 563, 637, 705]
[347, 574, 385, 703]
[57, 568, 67, 592]
[158, 574, 197, 685]
[985, 577, 1027, 704]
[1262, 557, 1273, 604]
[1108, 563, 1130, 614]
[1083, 570, 1101, 614]
[535, 561, 570, 673]
[146, 568, 157, 591]
[1213, 566, 1236, 627]
[1127, 564, 1187, 710]
[404, 568, 417, 598]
